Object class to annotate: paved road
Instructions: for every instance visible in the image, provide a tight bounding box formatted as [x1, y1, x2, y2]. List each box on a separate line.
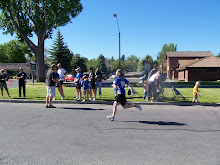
[0, 103, 220, 165]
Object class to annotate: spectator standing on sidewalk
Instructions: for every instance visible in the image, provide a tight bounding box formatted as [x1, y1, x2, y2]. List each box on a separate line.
[17, 67, 27, 97]
[0, 69, 11, 99]
[46, 64, 59, 108]
[57, 63, 66, 100]
[74, 67, 83, 101]
[89, 67, 96, 100]
[95, 68, 104, 98]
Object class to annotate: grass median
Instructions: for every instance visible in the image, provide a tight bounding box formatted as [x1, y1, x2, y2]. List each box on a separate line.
[1, 83, 220, 103]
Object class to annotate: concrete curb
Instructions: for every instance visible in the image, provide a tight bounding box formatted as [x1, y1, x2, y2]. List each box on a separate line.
[0, 99, 220, 106]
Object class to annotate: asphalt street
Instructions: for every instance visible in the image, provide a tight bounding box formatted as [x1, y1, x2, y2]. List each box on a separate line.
[0, 103, 220, 165]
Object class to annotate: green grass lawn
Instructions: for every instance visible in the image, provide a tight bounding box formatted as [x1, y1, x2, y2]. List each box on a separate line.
[1, 83, 220, 103]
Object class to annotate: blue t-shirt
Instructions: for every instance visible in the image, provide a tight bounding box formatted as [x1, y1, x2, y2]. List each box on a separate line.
[75, 73, 83, 84]
[115, 77, 129, 94]
[81, 80, 89, 90]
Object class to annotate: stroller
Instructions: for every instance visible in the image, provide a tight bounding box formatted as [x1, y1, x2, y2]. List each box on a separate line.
[171, 87, 185, 100]
[128, 86, 141, 98]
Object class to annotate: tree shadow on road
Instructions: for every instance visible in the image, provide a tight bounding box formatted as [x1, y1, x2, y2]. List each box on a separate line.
[62, 107, 105, 111]
[119, 120, 186, 126]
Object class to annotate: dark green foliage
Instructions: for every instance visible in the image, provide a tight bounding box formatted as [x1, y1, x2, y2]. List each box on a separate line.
[157, 43, 177, 64]
[96, 54, 107, 73]
[71, 54, 87, 73]
[50, 30, 72, 73]
[0, 0, 83, 81]
[0, 40, 31, 63]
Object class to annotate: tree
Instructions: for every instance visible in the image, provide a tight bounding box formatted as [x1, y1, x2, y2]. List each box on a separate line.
[216, 53, 220, 58]
[0, 0, 83, 81]
[71, 54, 87, 73]
[86, 58, 97, 71]
[137, 55, 154, 72]
[0, 40, 31, 63]
[157, 43, 177, 64]
[125, 55, 139, 71]
[121, 54, 126, 61]
[50, 30, 72, 73]
[0, 45, 8, 63]
[110, 60, 119, 73]
[96, 54, 107, 73]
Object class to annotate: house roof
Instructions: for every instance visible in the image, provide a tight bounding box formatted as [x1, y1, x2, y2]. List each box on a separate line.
[0, 63, 31, 70]
[177, 56, 220, 70]
[166, 51, 213, 58]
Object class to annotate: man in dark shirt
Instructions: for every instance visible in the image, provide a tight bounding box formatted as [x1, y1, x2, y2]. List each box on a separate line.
[89, 67, 96, 100]
[95, 68, 103, 98]
[0, 69, 11, 98]
[17, 67, 27, 97]
[46, 64, 59, 108]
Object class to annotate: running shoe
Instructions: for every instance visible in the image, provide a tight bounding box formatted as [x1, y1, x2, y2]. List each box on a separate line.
[61, 96, 64, 100]
[107, 115, 115, 121]
[93, 98, 96, 101]
[136, 103, 142, 111]
[53, 97, 56, 101]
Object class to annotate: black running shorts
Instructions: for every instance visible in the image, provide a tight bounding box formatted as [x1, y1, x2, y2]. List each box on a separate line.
[115, 94, 127, 106]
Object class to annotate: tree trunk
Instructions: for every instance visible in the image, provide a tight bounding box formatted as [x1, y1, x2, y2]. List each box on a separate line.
[35, 41, 45, 82]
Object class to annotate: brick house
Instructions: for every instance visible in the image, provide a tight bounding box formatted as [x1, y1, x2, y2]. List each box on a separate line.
[162, 51, 213, 80]
[177, 56, 220, 82]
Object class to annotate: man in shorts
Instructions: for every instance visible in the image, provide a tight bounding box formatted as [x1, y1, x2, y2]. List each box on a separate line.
[57, 63, 66, 100]
[46, 64, 59, 108]
[89, 67, 96, 100]
[0, 69, 11, 99]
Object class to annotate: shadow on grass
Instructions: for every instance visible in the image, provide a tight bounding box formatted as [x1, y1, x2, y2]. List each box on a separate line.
[118, 120, 186, 126]
[62, 107, 104, 111]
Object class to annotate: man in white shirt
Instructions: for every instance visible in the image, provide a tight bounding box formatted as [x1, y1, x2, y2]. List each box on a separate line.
[57, 63, 66, 100]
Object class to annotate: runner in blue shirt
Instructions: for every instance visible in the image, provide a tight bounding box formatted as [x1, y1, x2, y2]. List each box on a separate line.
[107, 69, 142, 121]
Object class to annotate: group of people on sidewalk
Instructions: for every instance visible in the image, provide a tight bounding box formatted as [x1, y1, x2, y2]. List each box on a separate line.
[45, 64, 106, 108]
[0, 67, 27, 99]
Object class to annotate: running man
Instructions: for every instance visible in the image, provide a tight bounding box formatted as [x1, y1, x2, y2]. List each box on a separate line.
[107, 69, 142, 121]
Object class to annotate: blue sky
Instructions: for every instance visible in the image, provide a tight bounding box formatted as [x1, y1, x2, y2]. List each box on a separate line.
[0, 0, 220, 60]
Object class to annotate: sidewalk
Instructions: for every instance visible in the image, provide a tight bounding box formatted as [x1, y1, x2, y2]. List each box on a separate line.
[0, 98, 219, 106]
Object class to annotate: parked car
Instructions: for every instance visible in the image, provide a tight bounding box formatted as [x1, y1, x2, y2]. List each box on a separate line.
[64, 74, 75, 82]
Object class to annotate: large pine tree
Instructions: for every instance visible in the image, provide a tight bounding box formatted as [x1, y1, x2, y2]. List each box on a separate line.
[50, 30, 72, 73]
[96, 54, 107, 74]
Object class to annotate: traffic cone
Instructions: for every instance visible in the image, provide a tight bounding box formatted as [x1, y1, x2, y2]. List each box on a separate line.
[10, 79, 12, 86]
[105, 83, 107, 87]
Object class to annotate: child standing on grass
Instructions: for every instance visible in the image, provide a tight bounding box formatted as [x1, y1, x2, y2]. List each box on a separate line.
[81, 75, 90, 102]
[193, 81, 200, 103]
[107, 69, 142, 121]
[142, 80, 148, 101]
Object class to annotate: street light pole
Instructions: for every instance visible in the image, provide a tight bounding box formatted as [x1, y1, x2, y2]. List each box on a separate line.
[113, 14, 121, 69]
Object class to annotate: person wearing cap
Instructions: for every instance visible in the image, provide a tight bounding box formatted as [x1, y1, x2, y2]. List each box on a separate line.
[0, 69, 11, 99]
[45, 64, 59, 108]
[17, 67, 27, 97]
[57, 63, 66, 100]
[89, 67, 96, 100]
[74, 67, 83, 101]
